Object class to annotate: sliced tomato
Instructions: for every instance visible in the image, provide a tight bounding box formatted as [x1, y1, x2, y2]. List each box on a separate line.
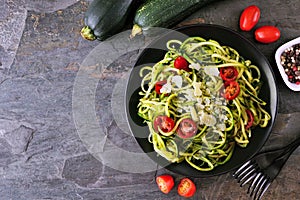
[176, 118, 197, 139]
[220, 66, 239, 82]
[223, 81, 240, 100]
[177, 178, 196, 198]
[155, 80, 167, 95]
[153, 115, 175, 133]
[156, 174, 174, 194]
[245, 109, 254, 129]
[174, 56, 190, 71]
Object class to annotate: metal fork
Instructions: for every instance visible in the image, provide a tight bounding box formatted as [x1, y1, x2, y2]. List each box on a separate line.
[232, 136, 300, 200]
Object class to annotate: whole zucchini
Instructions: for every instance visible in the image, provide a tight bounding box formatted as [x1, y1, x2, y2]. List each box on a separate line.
[81, 0, 136, 41]
[131, 0, 221, 38]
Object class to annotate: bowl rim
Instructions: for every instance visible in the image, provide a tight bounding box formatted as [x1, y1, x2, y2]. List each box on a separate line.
[275, 36, 300, 91]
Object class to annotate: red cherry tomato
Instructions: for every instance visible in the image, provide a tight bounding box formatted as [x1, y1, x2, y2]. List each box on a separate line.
[174, 56, 189, 71]
[219, 67, 239, 82]
[239, 5, 261, 31]
[177, 178, 196, 198]
[153, 115, 175, 133]
[155, 80, 167, 94]
[245, 109, 254, 129]
[254, 26, 280, 44]
[156, 174, 174, 194]
[176, 118, 198, 139]
[223, 81, 240, 100]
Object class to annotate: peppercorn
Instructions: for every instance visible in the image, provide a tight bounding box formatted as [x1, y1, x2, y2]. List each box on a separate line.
[280, 44, 300, 84]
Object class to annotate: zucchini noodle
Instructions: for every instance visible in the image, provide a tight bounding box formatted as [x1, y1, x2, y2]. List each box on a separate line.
[137, 37, 271, 171]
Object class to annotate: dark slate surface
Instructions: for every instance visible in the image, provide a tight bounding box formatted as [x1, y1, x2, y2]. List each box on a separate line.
[0, 0, 299, 199]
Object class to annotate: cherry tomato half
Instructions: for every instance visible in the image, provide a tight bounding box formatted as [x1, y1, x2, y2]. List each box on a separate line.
[177, 178, 196, 198]
[155, 80, 167, 95]
[219, 67, 239, 82]
[176, 118, 198, 139]
[223, 81, 240, 100]
[174, 56, 190, 71]
[239, 5, 261, 31]
[153, 115, 175, 133]
[254, 26, 280, 44]
[156, 174, 175, 194]
[245, 109, 254, 129]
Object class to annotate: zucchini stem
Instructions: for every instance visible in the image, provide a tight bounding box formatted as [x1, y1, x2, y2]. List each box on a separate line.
[81, 26, 96, 41]
[130, 24, 143, 39]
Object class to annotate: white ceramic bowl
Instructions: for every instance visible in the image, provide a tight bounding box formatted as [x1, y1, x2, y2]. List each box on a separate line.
[275, 36, 300, 91]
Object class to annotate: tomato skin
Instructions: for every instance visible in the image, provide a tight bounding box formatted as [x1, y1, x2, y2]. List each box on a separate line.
[239, 5, 261, 31]
[155, 80, 167, 94]
[176, 118, 198, 139]
[177, 178, 196, 198]
[156, 174, 175, 194]
[220, 67, 239, 82]
[153, 115, 175, 133]
[223, 81, 240, 100]
[245, 109, 254, 129]
[174, 56, 190, 71]
[254, 26, 280, 43]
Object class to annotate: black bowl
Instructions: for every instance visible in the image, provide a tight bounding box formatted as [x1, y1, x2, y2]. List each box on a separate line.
[125, 24, 278, 177]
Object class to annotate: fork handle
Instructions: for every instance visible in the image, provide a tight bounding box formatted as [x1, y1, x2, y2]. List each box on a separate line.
[265, 136, 300, 180]
[256, 136, 300, 163]
[278, 136, 300, 154]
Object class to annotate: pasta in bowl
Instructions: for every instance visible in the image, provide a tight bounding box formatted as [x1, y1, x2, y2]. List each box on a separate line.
[126, 24, 277, 177]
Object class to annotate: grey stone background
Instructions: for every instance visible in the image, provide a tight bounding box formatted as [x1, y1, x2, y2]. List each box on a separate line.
[0, 0, 299, 199]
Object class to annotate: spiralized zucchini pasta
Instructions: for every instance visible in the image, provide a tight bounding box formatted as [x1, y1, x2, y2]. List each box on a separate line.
[137, 37, 271, 171]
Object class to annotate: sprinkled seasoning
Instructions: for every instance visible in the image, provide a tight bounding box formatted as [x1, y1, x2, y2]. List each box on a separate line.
[280, 43, 300, 84]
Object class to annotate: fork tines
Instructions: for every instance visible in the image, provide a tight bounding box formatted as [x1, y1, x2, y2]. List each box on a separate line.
[248, 172, 272, 200]
[233, 136, 300, 200]
[233, 160, 259, 187]
[233, 161, 272, 200]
